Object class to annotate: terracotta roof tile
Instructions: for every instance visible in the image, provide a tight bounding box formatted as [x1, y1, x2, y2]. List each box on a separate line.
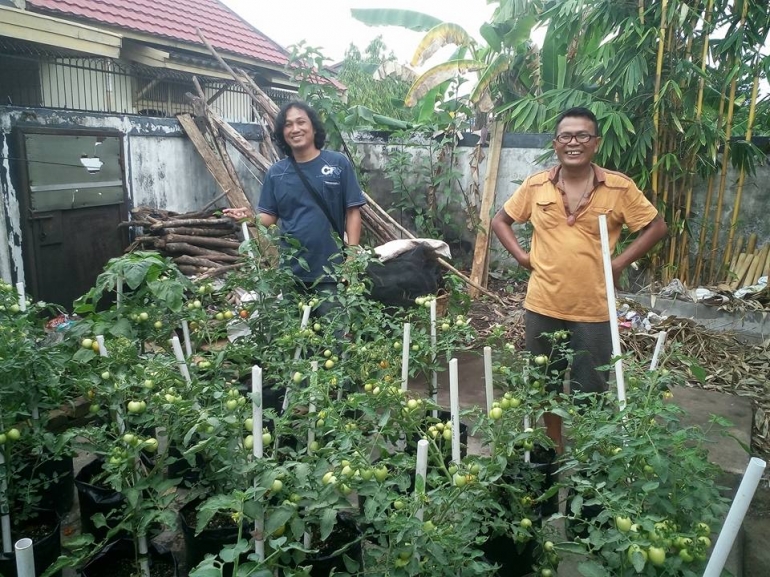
[27, 0, 289, 67]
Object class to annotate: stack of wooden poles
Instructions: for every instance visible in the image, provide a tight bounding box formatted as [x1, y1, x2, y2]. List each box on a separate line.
[727, 233, 770, 290]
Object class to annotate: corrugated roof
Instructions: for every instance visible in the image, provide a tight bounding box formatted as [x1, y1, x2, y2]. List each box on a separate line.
[26, 0, 289, 67]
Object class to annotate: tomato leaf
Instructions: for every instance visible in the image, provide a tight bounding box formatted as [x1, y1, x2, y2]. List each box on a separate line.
[319, 508, 337, 541]
[577, 560, 610, 576]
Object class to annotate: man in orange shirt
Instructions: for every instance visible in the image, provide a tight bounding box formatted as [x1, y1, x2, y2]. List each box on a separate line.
[491, 107, 667, 453]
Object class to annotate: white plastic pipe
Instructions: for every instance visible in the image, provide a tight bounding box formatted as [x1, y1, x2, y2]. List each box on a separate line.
[430, 300, 438, 409]
[138, 536, 150, 577]
[116, 277, 123, 310]
[241, 222, 255, 259]
[702, 457, 766, 577]
[0, 451, 11, 554]
[483, 347, 494, 414]
[251, 365, 265, 560]
[181, 320, 193, 357]
[307, 362, 318, 449]
[14, 537, 35, 577]
[95, 335, 108, 358]
[16, 282, 26, 312]
[523, 415, 531, 464]
[170, 336, 191, 383]
[449, 358, 461, 465]
[401, 322, 411, 391]
[598, 215, 626, 409]
[649, 330, 667, 371]
[414, 439, 429, 522]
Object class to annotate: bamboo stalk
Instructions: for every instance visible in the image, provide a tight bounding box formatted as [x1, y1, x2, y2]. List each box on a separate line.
[745, 232, 758, 255]
[749, 245, 768, 285]
[650, 0, 668, 205]
[743, 251, 763, 288]
[722, 51, 761, 271]
[729, 253, 749, 289]
[729, 235, 744, 272]
[707, 0, 748, 283]
[763, 246, 770, 278]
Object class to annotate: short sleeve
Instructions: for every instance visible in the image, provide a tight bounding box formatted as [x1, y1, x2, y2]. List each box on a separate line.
[616, 181, 658, 233]
[257, 167, 278, 216]
[341, 155, 366, 208]
[503, 177, 534, 223]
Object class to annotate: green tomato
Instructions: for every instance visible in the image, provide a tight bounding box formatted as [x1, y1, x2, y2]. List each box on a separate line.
[243, 435, 254, 450]
[0, 433, 6, 445]
[393, 500, 405, 510]
[648, 546, 666, 567]
[271, 479, 283, 492]
[453, 473, 467, 488]
[489, 407, 503, 420]
[144, 438, 159, 452]
[520, 518, 533, 529]
[534, 354, 548, 366]
[138, 312, 149, 322]
[615, 516, 633, 532]
[374, 466, 388, 482]
[81, 338, 94, 350]
[262, 432, 273, 445]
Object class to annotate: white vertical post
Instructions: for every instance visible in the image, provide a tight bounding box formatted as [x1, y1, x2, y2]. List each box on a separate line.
[401, 323, 411, 391]
[95, 335, 108, 358]
[251, 365, 265, 560]
[523, 415, 531, 464]
[649, 331, 667, 371]
[0, 450, 11, 554]
[483, 346, 494, 414]
[449, 358, 461, 465]
[598, 215, 626, 409]
[703, 457, 766, 577]
[241, 222, 255, 259]
[14, 538, 35, 577]
[116, 277, 123, 310]
[430, 301, 438, 405]
[170, 336, 191, 383]
[16, 282, 26, 312]
[181, 320, 193, 357]
[414, 439, 429, 522]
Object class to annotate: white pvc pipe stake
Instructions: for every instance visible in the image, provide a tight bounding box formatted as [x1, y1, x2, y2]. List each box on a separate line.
[16, 282, 26, 312]
[0, 450, 11, 554]
[523, 415, 531, 464]
[181, 320, 193, 357]
[414, 439, 429, 522]
[138, 536, 150, 577]
[116, 277, 123, 310]
[95, 335, 108, 358]
[14, 537, 35, 577]
[401, 323, 411, 391]
[649, 331, 667, 371]
[307, 362, 318, 450]
[251, 365, 265, 560]
[598, 214, 626, 409]
[483, 347, 494, 414]
[170, 336, 191, 383]
[449, 358, 461, 465]
[430, 301, 438, 408]
[241, 222, 255, 259]
[703, 457, 766, 577]
[284, 305, 313, 412]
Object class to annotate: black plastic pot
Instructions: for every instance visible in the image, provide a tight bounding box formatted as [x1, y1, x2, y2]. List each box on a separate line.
[303, 513, 363, 576]
[481, 534, 535, 577]
[525, 447, 559, 518]
[179, 500, 245, 576]
[17, 453, 75, 516]
[81, 537, 177, 577]
[0, 508, 62, 577]
[74, 458, 125, 542]
[564, 491, 605, 540]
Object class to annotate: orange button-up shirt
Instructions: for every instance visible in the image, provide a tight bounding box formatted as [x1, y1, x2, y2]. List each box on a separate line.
[502, 164, 659, 322]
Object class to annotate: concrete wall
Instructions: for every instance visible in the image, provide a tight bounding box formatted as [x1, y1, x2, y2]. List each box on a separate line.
[353, 133, 770, 272]
[0, 106, 264, 285]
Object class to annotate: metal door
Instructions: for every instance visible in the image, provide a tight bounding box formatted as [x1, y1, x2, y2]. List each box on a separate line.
[18, 129, 128, 309]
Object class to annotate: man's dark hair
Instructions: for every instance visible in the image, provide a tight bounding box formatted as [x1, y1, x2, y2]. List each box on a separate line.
[273, 100, 326, 157]
[554, 107, 600, 136]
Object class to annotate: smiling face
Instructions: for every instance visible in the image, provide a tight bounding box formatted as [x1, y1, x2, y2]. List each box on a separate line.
[282, 106, 318, 156]
[553, 115, 601, 170]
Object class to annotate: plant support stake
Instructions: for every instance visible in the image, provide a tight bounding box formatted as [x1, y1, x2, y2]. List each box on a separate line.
[703, 457, 766, 577]
[401, 322, 411, 391]
[430, 300, 438, 416]
[14, 537, 35, 577]
[181, 320, 193, 357]
[414, 439, 429, 522]
[598, 215, 626, 409]
[241, 222, 255, 259]
[483, 346, 493, 414]
[170, 336, 191, 383]
[251, 365, 265, 561]
[16, 282, 25, 312]
[449, 358, 461, 464]
[0, 450, 11, 554]
[283, 305, 312, 412]
[649, 331, 667, 371]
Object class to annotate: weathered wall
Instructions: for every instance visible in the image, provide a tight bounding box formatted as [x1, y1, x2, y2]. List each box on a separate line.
[353, 133, 770, 275]
[0, 106, 264, 285]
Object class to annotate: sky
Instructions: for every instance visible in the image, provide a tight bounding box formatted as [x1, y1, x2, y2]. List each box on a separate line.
[220, 0, 498, 65]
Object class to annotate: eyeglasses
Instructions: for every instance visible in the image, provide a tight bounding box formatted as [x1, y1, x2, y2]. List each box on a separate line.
[555, 132, 598, 144]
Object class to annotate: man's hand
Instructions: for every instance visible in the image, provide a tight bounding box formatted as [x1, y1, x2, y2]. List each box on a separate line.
[222, 207, 253, 220]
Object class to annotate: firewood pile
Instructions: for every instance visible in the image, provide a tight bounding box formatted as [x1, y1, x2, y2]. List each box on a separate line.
[124, 206, 243, 278]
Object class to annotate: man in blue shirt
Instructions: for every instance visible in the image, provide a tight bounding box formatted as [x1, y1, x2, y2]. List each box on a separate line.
[225, 101, 366, 309]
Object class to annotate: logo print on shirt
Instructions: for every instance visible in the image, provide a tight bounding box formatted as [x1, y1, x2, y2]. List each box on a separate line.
[321, 164, 342, 177]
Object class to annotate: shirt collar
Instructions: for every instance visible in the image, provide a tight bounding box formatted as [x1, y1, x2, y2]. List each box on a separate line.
[548, 163, 606, 185]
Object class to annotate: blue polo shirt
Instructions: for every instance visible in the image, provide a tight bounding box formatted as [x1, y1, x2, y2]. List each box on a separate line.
[258, 150, 366, 282]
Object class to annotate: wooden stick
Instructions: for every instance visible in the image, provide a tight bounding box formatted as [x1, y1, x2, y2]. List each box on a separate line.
[746, 232, 758, 255]
[469, 121, 504, 298]
[163, 233, 242, 250]
[149, 218, 235, 231]
[208, 109, 273, 173]
[173, 255, 221, 269]
[163, 227, 236, 237]
[197, 264, 242, 280]
[730, 253, 752, 289]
